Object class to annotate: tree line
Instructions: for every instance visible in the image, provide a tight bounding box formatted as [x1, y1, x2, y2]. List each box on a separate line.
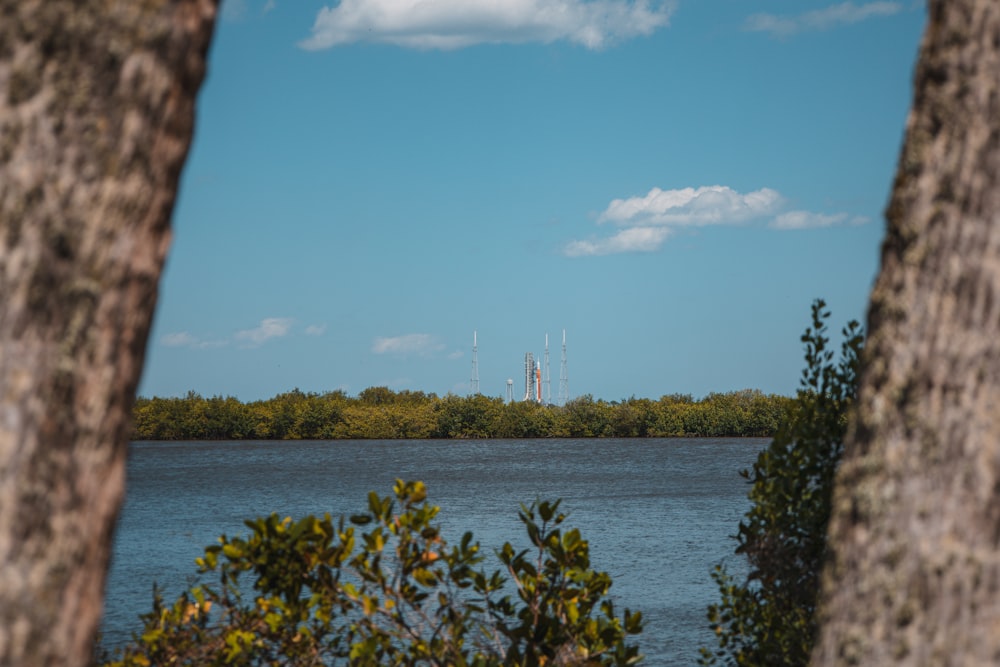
[131, 388, 792, 440]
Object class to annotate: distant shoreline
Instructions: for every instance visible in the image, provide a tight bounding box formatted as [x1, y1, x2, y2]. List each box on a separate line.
[132, 388, 792, 441]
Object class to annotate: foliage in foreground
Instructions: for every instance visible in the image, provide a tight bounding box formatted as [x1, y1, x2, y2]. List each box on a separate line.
[701, 300, 863, 666]
[105, 480, 642, 666]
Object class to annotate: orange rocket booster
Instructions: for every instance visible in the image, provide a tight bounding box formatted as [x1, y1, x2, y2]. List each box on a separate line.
[536, 362, 542, 403]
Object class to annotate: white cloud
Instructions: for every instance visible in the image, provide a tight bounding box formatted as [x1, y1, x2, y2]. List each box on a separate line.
[235, 318, 293, 347]
[305, 324, 328, 336]
[745, 2, 902, 37]
[598, 185, 783, 227]
[565, 184, 868, 256]
[223, 0, 276, 20]
[771, 211, 870, 229]
[160, 332, 228, 349]
[372, 333, 445, 356]
[299, 0, 673, 51]
[565, 226, 672, 257]
[162, 332, 198, 348]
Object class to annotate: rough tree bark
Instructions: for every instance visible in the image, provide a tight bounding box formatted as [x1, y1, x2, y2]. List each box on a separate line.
[813, 1, 1000, 665]
[0, 2, 217, 665]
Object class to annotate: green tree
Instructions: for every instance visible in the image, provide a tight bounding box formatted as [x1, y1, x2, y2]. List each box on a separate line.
[495, 401, 554, 439]
[555, 395, 612, 437]
[105, 480, 643, 666]
[358, 386, 397, 406]
[607, 398, 656, 438]
[289, 392, 346, 439]
[701, 301, 862, 666]
[649, 395, 693, 437]
[433, 394, 503, 439]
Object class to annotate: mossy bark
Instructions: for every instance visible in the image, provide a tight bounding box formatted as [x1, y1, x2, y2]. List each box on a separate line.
[813, 1, 1000, 665]
[0, 2, 217, 664]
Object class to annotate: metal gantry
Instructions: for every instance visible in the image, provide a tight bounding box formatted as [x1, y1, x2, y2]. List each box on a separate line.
[469, 331, 479, 396]
[523, 352, 535, 402]
[558, 329, 569, 406]
[543, 334, 551, 405]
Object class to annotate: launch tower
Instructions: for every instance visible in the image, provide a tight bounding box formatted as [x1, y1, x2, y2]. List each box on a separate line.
[469, 331, 479, 396]
[523, 352, 535, 402]
[558, 329, 569, 406]
[543, 334, 551, 404]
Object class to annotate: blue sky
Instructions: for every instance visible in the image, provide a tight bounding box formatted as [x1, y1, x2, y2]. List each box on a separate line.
[139, 0, 926, 402]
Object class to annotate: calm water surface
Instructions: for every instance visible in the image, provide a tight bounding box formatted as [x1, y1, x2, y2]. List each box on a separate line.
[102, 437, 765, 664]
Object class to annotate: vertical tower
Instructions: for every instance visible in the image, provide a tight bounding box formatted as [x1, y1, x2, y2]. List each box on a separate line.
[543, 333, 551, 405]
[506, 378, 514, 403]
[523, 352, 535, 401]
[558, 329, 569, 406]
[470, 330, 479, 396]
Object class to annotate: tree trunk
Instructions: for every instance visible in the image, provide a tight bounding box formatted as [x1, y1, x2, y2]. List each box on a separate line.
[813, 1, 1000, 665]
[0, 2, 217, 665]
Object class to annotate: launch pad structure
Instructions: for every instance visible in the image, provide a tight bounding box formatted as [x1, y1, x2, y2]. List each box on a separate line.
[558, 330, 568, 406]
[523, 352, 541, 403]
[468, 330, 568, 405]
[470, 331, 479, 395]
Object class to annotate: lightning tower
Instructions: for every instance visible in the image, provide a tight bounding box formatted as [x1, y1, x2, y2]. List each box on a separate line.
[558, 329, 569, 406]
[470, 331, 479, 395]
[543, 334, 551, 405]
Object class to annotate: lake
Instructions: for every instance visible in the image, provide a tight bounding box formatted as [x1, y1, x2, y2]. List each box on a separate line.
[101, 437, 766, 664]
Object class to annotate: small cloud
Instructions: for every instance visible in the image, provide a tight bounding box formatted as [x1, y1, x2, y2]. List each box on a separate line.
[223, 0, 275, 21]
[566, 184, 869, 256]
[598, 185, 782, 227]
[162, 332, 198, 348]
[447, 350, 465, 360]
[305, 324, 328, 336]
[744, 2, 902, 38]
[565, 185, 780, 257]
[300, 0, 674, 51]
[565, 226, 672, 257]
[161, 332, 228, 349]
[770, 211, 870, 230]
[235, 318, 293, 347]
[372, 333, 445, 356]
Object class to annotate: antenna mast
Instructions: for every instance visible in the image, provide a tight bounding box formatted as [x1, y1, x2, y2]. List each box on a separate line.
[470, 330, 479, 395]
[543, 333, 551, 405]
[558, 329, 569, 406]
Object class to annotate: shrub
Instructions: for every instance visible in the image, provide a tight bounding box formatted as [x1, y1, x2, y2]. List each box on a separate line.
[105, 480, 643, 666]
[700, 300, 863, 666]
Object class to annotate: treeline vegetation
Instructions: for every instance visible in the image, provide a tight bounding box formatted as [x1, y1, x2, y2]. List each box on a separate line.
[132, 388, 791, 440]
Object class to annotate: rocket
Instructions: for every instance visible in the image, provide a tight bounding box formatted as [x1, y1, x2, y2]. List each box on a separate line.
[536, 361, 542, 403]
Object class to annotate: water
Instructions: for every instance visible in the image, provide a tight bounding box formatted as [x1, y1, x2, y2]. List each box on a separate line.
[101, 437, 765, 664]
